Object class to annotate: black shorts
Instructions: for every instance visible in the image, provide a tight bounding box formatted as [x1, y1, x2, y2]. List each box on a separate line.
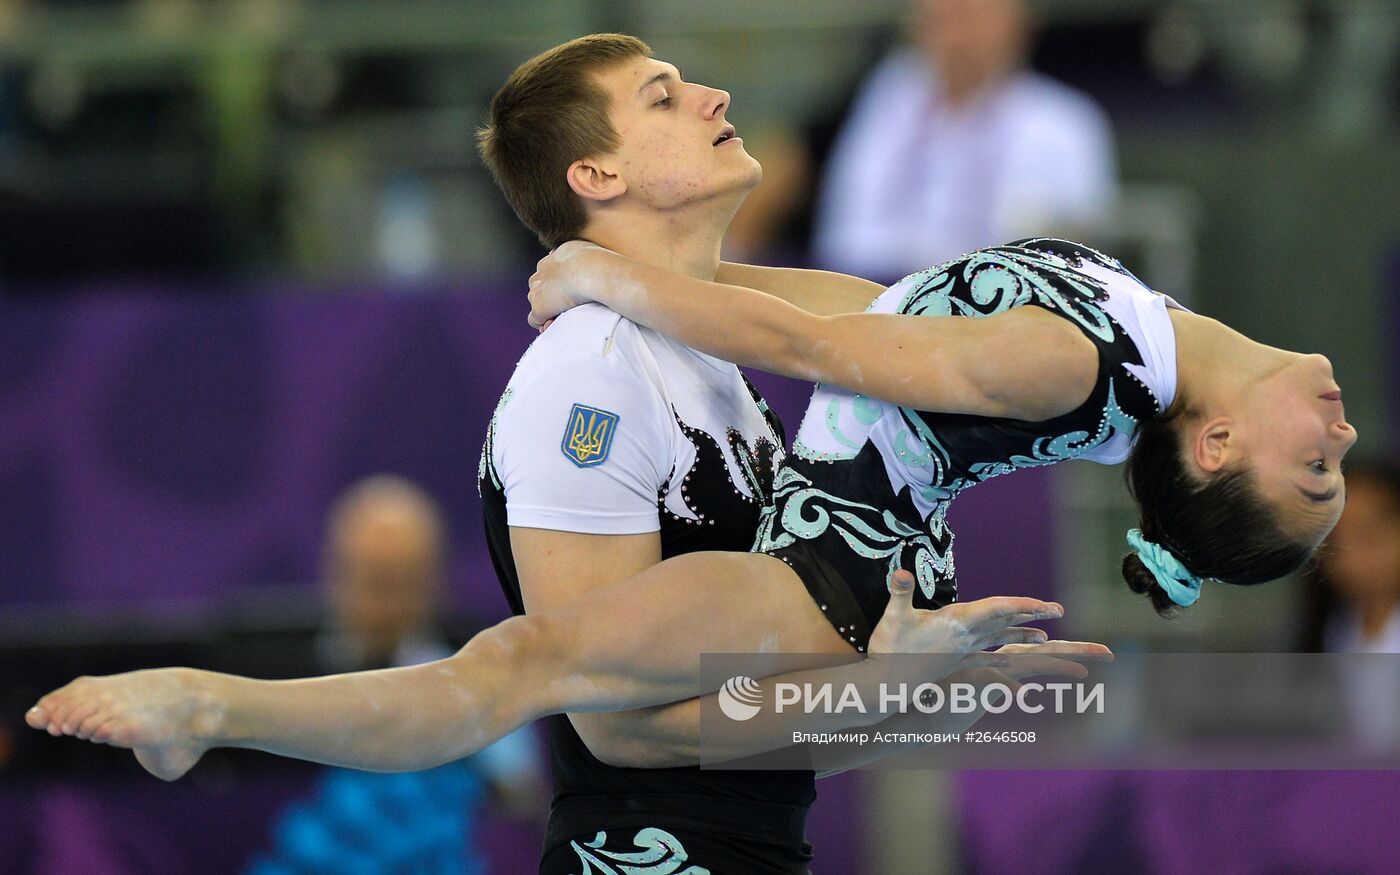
[541, 794, 813, 874]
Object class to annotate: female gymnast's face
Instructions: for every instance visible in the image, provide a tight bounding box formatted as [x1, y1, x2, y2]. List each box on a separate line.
[1232, 353, 1357, 541]
[590, 56, 762, 210]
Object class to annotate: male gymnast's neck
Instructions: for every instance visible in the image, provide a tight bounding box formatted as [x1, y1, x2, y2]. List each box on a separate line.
[576, 180, 750, 283]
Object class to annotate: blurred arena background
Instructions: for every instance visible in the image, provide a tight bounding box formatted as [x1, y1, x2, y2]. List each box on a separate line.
[1, 0, 1398, 872]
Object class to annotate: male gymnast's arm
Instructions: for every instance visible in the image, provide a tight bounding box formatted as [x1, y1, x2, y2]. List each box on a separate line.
[511, 534, 920, 769]
[508, 526, 754, 768]
[555, 581, 1106, 770]
[530, 243, 1099, 423]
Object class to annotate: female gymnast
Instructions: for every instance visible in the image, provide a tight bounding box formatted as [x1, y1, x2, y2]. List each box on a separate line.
[525, 236, 1357, 621]
[27, 238, 1349, 782]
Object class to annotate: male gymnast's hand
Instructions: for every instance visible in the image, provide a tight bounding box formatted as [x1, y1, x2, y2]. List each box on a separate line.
[528, 239, 625, 330]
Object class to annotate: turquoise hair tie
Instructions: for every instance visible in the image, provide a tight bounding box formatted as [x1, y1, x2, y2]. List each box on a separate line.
[1126, 528, 1204, 607]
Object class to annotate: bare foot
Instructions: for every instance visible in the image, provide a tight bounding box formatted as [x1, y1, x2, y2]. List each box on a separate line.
[25, 668, 220, 781]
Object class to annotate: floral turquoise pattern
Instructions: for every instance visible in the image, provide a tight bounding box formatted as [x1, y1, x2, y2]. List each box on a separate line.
[756, 466, 955, 603]
[569, 828, 711, 875]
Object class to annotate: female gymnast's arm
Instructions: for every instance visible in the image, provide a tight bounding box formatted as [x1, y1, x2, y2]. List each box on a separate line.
[531, 243, 1099, 422]
[713, 261, 885, 316]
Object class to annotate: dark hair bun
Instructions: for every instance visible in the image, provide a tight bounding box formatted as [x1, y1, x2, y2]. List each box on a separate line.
[1121, 552, 1181, 618]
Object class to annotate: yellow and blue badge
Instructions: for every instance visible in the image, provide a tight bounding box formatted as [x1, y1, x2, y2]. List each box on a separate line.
[561, 403, 620, 468]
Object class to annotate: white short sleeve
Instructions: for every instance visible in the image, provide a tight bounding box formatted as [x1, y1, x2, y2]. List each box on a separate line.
[492, 306, 673, 535]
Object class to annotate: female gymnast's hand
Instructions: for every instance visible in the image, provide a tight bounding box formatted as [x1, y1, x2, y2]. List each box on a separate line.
[862, 572, 1111, 700]
[25, 667, 216, 781]
[527, 240, 626, 330]
[938, 639, 1115, 697]
[867, 570, 1067, 658]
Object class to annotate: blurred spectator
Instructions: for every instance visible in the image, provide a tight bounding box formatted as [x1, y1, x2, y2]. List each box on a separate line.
[247, 475, 545, 875]
[734, 0, 1117, 279]
[815, 0, 1118, 278]
[1296, 460, 1400, 753]
[1299, 460, 1400, 654]
[314, 475, 451, 672]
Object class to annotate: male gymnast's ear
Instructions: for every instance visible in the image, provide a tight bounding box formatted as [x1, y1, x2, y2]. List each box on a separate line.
[566, 156, 627, 202]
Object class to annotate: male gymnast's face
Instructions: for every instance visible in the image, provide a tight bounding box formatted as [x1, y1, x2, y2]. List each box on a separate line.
[1227, 353, 1357, 546]
[587, 55, 763, 212]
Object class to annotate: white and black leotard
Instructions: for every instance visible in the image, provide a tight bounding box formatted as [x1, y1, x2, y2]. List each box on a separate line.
[758, 238, 1182, 651]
